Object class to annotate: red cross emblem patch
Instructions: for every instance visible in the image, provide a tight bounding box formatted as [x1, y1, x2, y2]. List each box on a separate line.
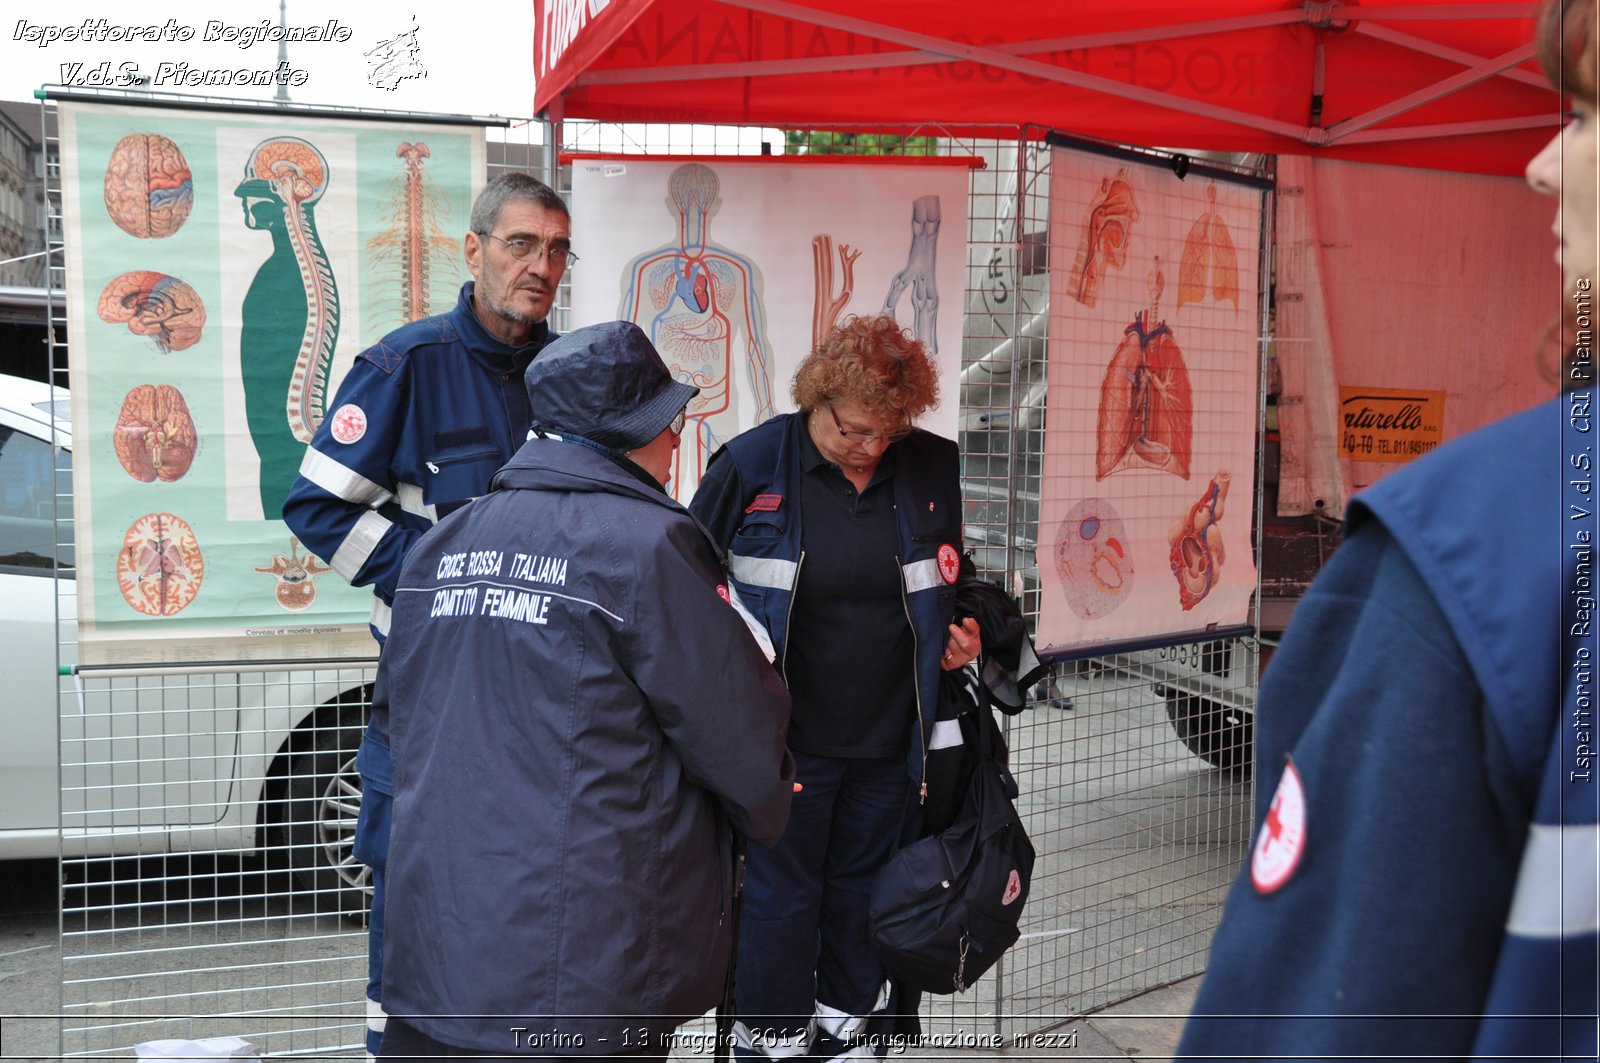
[330, 404, 367, 445]
[1251, 758, 1306, 895]
[937, 543, 961, 585]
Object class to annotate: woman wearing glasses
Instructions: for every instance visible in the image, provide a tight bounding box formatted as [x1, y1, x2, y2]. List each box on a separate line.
[691, 314, 981, 1059]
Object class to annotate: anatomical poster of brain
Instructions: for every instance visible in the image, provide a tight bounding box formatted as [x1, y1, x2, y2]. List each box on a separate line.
[58, 98, 485, 666]
[569, 155, 973, 503]
[1036, 140, 1263, 654]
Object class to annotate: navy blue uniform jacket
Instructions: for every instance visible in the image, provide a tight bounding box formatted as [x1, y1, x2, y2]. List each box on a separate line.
[1178, 397, 1598, 1059]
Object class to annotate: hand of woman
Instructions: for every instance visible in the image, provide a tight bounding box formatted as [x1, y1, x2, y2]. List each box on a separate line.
[940, 617, 982, 671]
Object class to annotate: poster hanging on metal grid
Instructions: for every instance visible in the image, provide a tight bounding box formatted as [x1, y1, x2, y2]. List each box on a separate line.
[568, 154, 973, 502]
[1036, 136, 1266, 655]
[58, 98, 487, 666]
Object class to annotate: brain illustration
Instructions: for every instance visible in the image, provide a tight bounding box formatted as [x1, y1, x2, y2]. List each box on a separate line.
[1055, 498, 1135, 620]
[104, 133, 195, 238]
[97, 271, 207, 352]
[114, 384, 198, 483]
[250, 138, 329, 204]
[116, 512, 203, 617]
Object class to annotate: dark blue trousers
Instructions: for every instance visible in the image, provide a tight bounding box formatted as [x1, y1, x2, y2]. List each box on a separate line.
[354, 720, 394, 1058]
[734, 752, 909, 1056]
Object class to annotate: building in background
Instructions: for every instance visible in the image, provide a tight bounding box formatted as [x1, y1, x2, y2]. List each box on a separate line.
[0, 98, 58, 382]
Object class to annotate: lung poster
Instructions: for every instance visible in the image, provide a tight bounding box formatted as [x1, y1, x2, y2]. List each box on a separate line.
[569, 155, 971, 502]
[59, 98, 485, 665]
[1036, 142, 1263, 654]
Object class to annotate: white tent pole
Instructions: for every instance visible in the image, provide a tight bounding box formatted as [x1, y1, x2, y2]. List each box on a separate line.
[1335, 112, 1562, 142]
[574, 11, 1307, 83]
[996, 11, 1307, 51]
[1354, 22, 1549, 88]
[1319, 43, 1535, 142]
[1328, 2, 1536, 20]
[572, 0, 1556, 148]
[642, 0, 1313, 140]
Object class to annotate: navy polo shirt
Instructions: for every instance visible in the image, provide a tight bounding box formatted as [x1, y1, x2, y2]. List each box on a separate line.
[782, 426, 917, 759]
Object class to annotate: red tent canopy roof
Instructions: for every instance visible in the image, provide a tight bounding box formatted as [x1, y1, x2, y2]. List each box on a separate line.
[534, 0, 1564, 175]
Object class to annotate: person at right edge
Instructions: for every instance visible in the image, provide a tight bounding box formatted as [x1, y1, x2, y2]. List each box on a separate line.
[1175, 1, 1598, 1057]
[690, 314, 984, 1059]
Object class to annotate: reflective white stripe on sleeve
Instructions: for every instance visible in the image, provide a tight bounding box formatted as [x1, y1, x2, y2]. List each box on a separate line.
[902, 556, 945, 594]
[726, 583, 776, 662]
[366, 996, 387, 1033]
[298, 446, 394, 506]
[331, 510, 394, 583]
[729, 553, 798, 591]
[370, 597, 391, 637]
[1506, 822, 1600, 938]
[929, 718, 963, 751]
[394, 480, 439, 524]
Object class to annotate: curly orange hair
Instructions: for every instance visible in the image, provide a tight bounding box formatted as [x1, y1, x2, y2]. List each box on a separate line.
[791, 314, 939, 424]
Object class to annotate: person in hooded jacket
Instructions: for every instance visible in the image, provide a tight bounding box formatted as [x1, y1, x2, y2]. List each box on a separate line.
[375, 320, 796, 1061]
[282, 172, 572, 1058]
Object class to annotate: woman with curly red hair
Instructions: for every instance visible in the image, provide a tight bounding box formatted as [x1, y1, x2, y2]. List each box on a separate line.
[692, 314, 980, 1059]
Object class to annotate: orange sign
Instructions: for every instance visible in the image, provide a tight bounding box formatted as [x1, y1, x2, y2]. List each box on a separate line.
[1337, 387, 1446, 463]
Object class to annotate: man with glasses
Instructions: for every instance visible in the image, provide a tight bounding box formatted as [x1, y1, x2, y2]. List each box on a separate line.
[375, 321, 795, 1060]
[282, 171, 573, 1060]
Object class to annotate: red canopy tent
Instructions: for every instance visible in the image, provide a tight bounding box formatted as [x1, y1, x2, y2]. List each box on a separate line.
[532, 0, 1562, 175]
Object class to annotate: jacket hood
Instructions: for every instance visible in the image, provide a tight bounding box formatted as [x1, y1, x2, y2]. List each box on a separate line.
[491, 433, 683, 508]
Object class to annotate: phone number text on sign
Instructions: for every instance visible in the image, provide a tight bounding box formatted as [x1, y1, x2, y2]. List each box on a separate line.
[1338, 387, 1446, 463]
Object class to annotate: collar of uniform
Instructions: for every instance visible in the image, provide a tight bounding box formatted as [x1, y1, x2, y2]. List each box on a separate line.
[455, 281, 551, 375]
[496, 432, 674, 501]
[797, 409, 899, 483]
[549, 431, 663, 492]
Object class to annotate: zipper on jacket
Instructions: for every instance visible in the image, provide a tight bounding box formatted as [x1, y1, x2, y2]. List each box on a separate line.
[896, 551, 930, 804]
[425, 447, 501, 474]
[778, 550, 804, 677]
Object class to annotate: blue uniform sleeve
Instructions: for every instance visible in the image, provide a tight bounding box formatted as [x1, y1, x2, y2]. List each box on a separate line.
[282, 355, 420, 602]
[1176, 522, 1526, 1058]
[687, 446, 747, 550]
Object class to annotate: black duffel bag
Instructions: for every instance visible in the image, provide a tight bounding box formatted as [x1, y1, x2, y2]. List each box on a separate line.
[868, 707, 1033, 994]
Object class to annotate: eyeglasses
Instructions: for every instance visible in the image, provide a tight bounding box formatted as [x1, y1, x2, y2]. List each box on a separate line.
[669, 407, 688, 438]
[478, 231, 579, 267]
[828, 404, 911, 445]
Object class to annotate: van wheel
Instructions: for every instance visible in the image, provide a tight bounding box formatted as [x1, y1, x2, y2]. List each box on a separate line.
[283, 701, 371, 915]
[1162, 690, 1253, 776]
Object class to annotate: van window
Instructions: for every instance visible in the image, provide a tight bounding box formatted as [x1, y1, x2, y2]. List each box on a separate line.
[0, 424, 74, 573]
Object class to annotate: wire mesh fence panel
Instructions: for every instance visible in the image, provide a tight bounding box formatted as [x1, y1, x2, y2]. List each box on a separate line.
[999, 648, 1255, 1031]
[57, 667, 376, 1058]
[28, 109, 1261, 1058]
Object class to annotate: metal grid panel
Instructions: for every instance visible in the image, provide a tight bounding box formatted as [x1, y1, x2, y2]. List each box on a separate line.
[57, 668, 377, 1058]
[1002, 648, 1254, 1027]
[28, 108, 1260, 1057]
